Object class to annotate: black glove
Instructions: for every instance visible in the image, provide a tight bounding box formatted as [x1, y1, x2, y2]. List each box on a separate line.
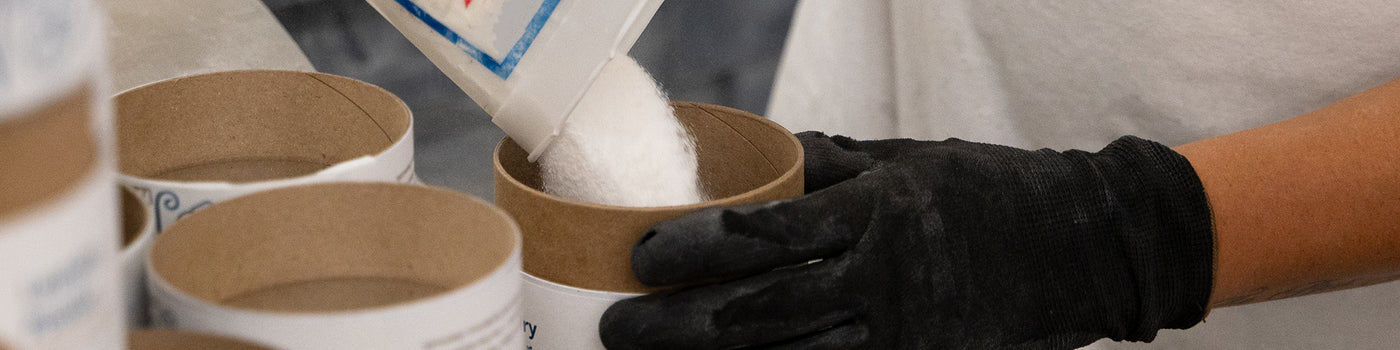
[599, 132, 1214, 349]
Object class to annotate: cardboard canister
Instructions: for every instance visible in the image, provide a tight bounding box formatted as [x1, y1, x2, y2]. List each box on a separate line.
[115, 70, 419, 233]
[119, 188, 157, 327]
[128, 329, 269, 350]
[0, 0, 124, 348]
[0, 77, 123, 350]
[494, 101, 804, 349]
[146, 183, 523, 349]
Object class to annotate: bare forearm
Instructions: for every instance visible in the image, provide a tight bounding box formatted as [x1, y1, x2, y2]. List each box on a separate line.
[1175, 78, 1400, 308]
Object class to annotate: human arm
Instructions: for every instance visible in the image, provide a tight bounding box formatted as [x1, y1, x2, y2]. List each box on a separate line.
[1180, 77, 1400, 307]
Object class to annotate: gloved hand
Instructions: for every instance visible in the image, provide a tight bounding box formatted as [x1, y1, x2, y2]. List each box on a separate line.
[599, 132, 1215, 349]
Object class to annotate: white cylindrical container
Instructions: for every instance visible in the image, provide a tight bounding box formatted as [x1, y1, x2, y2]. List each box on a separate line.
[119, 188, 156, 328]
[115, 70, 419, 233]
[146, 183, 523, 349]
[494, 102, 805, 349]
[0, 0, 124, 349]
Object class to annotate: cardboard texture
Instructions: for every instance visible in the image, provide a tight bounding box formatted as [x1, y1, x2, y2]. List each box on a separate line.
[151, 182, 513, 309]
[147, 183, 523, 349]
[121, 187, 149, 247]
[0, 85, 96, 219]
[116, 70, 408, 182]
[128, 329, 269, 350]
[115, 70, 419, 233]
[494, 101, 804, 292]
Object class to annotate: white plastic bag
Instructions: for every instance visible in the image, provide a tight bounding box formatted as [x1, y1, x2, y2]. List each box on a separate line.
[367, 0, 664, 160]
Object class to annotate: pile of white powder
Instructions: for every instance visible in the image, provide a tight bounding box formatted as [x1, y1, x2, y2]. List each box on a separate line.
[536, 56, 706, 207]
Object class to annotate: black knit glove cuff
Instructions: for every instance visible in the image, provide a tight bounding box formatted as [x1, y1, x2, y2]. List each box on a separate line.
[1088, 136, 1214, 339]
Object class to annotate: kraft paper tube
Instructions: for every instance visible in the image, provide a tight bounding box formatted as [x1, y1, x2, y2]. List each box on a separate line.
[0, 1, 123, 347]
[494, 101, 804, 349]
[147, 183, 523, 349]
[116, 70, 419, 233]
[128, 329, 269, 350]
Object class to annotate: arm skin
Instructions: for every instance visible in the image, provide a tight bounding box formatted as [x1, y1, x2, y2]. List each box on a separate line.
[1175, 77, 1400, 308]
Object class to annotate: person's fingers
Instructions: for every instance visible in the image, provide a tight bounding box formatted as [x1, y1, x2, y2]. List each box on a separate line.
[632, 174, 881, 286]
[600, 260, 859, 350]
[797, 131, 877, 193]
[743, 323, 869, 350]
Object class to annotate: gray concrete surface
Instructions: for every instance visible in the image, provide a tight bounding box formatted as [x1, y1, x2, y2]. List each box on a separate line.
[103, 0, 314, 92]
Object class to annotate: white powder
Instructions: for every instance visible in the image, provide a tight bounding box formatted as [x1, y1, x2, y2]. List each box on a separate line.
[537, 56, 706, 207]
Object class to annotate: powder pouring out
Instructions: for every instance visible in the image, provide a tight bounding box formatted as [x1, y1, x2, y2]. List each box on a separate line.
[537, 56, 706, 207]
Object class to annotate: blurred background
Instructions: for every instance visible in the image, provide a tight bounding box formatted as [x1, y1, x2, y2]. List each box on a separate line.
[258, 0, 799, 200]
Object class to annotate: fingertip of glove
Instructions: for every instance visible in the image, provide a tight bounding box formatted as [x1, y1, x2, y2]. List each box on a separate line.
[632, 207, 729, 286]
[599, 298, 647, 350]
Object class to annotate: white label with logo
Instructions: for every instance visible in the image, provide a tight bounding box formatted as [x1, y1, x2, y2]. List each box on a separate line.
[120, 129, 418, 234]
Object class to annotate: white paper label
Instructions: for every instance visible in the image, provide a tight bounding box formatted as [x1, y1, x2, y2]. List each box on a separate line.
[520, 272, 640, 350]
[118, 217, 155, 328]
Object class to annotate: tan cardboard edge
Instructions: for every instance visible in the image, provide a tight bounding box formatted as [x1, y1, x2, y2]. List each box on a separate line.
[129, 329, 269, 350]
[0, 83, 96, 220]
[494, 101, 804, 293]
[120, 187, 149, 247]
[115, 70, 411, 183]
[149, 182, 518, 312]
